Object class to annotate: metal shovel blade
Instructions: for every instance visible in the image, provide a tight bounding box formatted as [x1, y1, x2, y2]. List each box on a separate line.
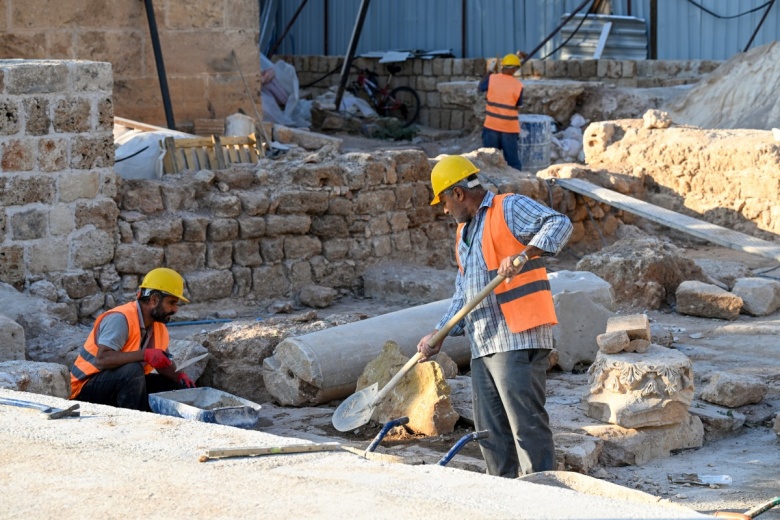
[331, 383, 378, 432]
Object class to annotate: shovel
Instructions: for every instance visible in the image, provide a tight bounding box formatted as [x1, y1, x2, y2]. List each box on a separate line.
[332, 255, 528, 432]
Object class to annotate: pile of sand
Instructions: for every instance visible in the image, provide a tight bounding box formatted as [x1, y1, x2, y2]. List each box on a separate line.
[664, 41, 780, 130]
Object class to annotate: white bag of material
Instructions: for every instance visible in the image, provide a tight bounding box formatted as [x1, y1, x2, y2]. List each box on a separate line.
[260, 53, 310, 128]
[225, 113, 256, 136]
[114, 129, 183, 180]
[570, 113, 588, 128]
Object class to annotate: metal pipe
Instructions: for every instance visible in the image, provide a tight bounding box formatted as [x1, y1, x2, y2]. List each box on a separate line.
[522, 0, 592, 63]
[334, 0, 372, 112]
[166, 319, 234, 327]
[324, 0, 329, 55]
[268, 0, 310, 59]
[743, 0, 776, 52]
[142, 0, 176, 130]
[461, 0, 467, 58]
[649, 0, 657, 59]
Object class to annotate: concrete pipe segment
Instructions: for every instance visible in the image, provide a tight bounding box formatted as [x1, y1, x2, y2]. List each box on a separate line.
[262, 300, 471, 406]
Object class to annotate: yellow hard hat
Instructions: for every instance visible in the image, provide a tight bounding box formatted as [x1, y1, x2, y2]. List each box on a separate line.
[430, 155, 480, 205]
[501, 53, 521, 68]
[138, 268, 189, 303]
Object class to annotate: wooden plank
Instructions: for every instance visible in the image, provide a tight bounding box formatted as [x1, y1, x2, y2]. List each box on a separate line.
[247, 133, 259, 162]
[195, 147, 210, 170]
[211, 135, 227, 170]
[203, 443, 343, 460]
[163, 137, 181, 174]
[184, 148, 199, 170]
[226, 145, 240, 164]
[554, 177, 780, 263]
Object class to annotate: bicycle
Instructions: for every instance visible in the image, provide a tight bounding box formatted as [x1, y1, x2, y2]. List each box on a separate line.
[348, 64, 421, 128]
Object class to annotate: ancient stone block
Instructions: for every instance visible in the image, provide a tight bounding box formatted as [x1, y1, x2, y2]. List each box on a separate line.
[689, 399, 745, 442]
[96, 97, 113, 131]
[587, 414, 703, 466]
[164, 243, 206, 273]
[597, 330, 630, 354]
[356, 341, 458, 436]
[322, 238, 350, 260]
[298, 284, 337, 308]
[372, 236, 392, 257]
[251, 264, 290, 300]
[74, 197, 119, 235]
[183, 270, 233, 301]
[24, 97, 50, 135]
[53, 98, 91, 133]
[207, 219, 239, 242]
[237, 216, 266, 238]
[75, 31, 143, 78]
[554, 433, 603, 474]
[549, 270, 616, 311]
[0, 360, 70, 398]
[70, 135, 113, 170]
[606, 314, 650, 341]
[0, 314, 26, 361]
[10, 207, 47, 240]
[131, 216, 183, 245]
[60, 171, 101, 203]
[70, 61, 114, 92]
[1, 139, 36, 171]
[27, 238, 69, 274]
[265, 215, 311, 236]
[586, 345, 694, 428]
[5, 62, 68, 94]
[260, 237, 284, 263]
[392, 231, 412, 252]
[37, 138, 68, 172]
[207, 242, 233, 270]
[327, 198, 353, 216]
[274, 191, 330, 215]
[552, 291, 613, 372]
[71, 228, 115, 269]
[61, 270, 99, 299]
[0, 99, 20, 135]
[113, 244, 165, 274]
[231, 265, 252, 297]
[207, 193, 242, 218]
[119, 181, 165, 215]
[283, 236, 322, 260]
[625, 339, 651, 354]
[699, 372, 767, 408]
[182, 216, 209, 241]
[238, 191, 271, 215]
[0, 245, 25, 285]
[731, 277, 780, 316]
[233, 239, 262, 267]
[676, 280, 743, 320]
[354, 190, 396, 214]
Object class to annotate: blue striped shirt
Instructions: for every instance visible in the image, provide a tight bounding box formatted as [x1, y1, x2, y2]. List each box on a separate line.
[436, 190, 573, 359]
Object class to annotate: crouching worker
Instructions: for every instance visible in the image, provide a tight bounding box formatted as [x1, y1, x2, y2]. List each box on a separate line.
[70, 268, 196, 411]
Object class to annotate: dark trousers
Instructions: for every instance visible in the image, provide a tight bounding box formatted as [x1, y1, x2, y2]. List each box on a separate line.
[76, 362, 180, 411]
[482, 127, 522, 171]
[471, 349, 554, 478]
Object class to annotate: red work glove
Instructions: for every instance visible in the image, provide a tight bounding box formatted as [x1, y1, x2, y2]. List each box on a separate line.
[177, 372, 196, 389]
[143, 348, 172, 370]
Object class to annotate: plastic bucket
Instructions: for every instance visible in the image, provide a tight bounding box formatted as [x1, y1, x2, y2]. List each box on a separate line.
[518, 114, 554, 172]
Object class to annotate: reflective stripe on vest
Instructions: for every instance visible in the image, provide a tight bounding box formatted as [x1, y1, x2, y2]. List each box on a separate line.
[69, 301, 170, 399]
[456, 194, 557, 333]
[484, 74, 523, 133]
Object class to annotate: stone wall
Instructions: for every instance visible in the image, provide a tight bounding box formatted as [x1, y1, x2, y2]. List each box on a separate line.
[0, 0, 261, 130]
[0, 60, 118, 323]
[281, 55, 722, 131]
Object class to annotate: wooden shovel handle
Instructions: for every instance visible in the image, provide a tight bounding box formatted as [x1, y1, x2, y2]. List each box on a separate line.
[428, 254, 527, 346]
[373, 352, 424, 404]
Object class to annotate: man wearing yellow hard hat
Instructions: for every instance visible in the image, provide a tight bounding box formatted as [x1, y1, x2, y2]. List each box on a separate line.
[478, 53, 524, 170]
[419, 155, 572, 478]
[69, 268, 195, 410]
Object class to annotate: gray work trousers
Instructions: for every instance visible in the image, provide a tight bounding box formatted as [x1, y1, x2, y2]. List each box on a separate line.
[471, 348, 555, 478]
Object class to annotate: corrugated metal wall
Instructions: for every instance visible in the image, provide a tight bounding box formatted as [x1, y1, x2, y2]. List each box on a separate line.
[269, 0, 780, 61]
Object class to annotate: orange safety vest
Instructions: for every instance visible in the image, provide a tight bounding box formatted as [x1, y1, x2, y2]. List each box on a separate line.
[69, 301, 169, 399]
[484, 73, 523, 134]
[456, 194, 557, 333]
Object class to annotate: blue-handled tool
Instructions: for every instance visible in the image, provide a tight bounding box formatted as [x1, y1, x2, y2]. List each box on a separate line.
[365, 416, 409, 454]
[437, 430, 489, 466]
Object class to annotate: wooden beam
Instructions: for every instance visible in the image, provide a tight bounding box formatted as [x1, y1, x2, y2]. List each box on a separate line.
[554, 177, 780, 263]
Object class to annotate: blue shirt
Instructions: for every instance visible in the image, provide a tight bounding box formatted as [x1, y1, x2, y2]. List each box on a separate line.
[436, 190, 572, 359]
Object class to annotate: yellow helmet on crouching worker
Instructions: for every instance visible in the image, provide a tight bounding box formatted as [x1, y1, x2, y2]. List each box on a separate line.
[501, 53, 521, 68]
[430, 155, 480, 205]
[138, 267, 190, 303]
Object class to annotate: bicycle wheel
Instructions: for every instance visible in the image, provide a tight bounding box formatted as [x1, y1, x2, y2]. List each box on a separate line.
[379, 86, 421, 127]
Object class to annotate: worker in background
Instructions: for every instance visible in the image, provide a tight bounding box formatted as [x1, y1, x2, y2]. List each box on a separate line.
[70, 268, 196, 411]
[417, 155, 572, 478]
[478, 53, 524, 171]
